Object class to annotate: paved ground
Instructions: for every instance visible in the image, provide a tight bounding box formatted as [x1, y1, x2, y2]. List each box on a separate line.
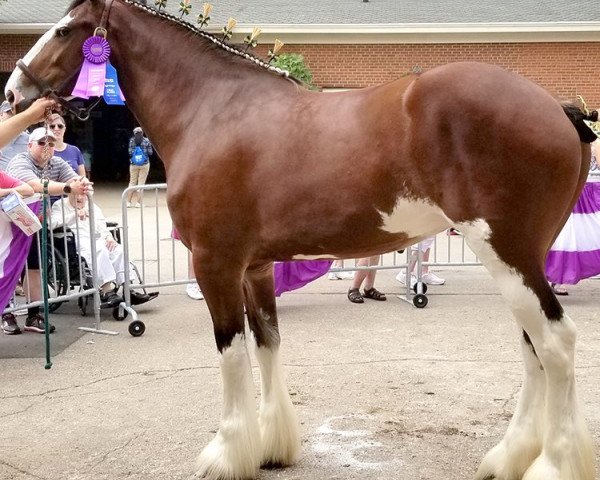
[1, 184, 600, 480]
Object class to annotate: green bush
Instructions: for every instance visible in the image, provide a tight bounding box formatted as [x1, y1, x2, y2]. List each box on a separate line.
[273, 53, 316, 88]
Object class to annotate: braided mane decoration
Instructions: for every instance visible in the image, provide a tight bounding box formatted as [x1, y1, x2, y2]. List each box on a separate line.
[122, 0, 296, 81]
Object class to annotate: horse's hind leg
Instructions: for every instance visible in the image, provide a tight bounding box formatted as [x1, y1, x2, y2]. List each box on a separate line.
[194, 258, 261, 480]
[460, 221, 594, 480]
[243, 263, 301, 468]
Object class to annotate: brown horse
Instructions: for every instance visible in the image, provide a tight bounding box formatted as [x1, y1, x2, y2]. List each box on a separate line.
[5, 1, 598, 479]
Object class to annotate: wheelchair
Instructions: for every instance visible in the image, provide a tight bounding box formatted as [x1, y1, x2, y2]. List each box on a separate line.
[46, 221, 145, 320]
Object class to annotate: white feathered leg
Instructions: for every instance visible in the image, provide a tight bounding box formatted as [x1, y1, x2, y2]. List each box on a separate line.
[255, 345, 301, 467]
[195, 334, 261, 480]
[461, 220, 594, 480]
[475, 334, 545, 480]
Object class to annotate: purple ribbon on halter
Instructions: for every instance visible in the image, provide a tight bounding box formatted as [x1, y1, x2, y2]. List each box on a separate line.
[72, 35, 125, 102]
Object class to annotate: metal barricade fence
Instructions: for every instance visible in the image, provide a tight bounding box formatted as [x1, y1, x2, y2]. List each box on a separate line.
[121, 184, 193, 306]
[2, 192, 112, 333]
[120, 184, 488, 312]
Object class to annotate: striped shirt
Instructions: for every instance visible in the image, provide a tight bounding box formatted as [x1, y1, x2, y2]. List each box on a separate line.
[6, 152, 78, 184]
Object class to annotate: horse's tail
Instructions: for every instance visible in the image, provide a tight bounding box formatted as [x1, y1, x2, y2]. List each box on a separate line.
[561, 102, 598, 143]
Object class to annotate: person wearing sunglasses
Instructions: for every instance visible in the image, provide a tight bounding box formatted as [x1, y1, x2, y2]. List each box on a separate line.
[5, 127, 93, 334]
[46, 113, 86, 177]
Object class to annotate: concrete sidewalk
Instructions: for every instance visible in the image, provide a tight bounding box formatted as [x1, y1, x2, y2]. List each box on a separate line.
[1, 184, 600, 479]
[2, 264, 600, 479]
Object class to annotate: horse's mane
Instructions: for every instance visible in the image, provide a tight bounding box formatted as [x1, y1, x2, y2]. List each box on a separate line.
[66, 0, 301, 85]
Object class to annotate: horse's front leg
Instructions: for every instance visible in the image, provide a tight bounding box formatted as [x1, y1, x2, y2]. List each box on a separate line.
[194, 258, 261, 480]
[243, 263, 301, 467]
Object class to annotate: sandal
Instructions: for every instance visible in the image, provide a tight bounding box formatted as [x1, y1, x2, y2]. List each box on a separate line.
[551, 283, 569, 296]
[347, 288, 364, 304]
[363, 287, 386, 301]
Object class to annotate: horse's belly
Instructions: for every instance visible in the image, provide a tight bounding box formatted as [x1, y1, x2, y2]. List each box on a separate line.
[290, 197, 452, 260]
[379, 196, 451, 237]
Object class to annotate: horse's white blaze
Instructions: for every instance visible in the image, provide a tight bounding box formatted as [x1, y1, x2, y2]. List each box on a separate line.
[379, 197, 451, 237]
[459, 220, 594, 480]
[255, 345, 301, 465]
[4, 14, 74, 99]
[195, 334, 261, 479]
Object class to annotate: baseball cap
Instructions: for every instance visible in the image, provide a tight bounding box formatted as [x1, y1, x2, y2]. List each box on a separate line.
[0, 101, 12, 114]
[133, 127, 143, 133]
[29, 127, 57, 143]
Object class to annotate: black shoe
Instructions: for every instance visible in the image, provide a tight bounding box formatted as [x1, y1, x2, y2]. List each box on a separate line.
[100, 291, 123, 309]
[130, 291, 159, 305]
[24, 313, 55, 334]
[1, 313, 21, 335]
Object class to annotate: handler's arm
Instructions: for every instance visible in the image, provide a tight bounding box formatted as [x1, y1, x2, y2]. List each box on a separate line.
[0, 98, 55, 149]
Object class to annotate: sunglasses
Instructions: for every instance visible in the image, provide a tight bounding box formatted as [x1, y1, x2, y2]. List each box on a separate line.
[36, 140, 56, 147]
[49, 124, 65, 130]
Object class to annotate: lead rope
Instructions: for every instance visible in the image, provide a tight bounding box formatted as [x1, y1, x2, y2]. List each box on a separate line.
[41, 109, 53, 369]
[41, 178, 52, 369]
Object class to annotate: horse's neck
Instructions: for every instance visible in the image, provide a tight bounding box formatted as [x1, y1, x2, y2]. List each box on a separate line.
[109, 5, 275, 160]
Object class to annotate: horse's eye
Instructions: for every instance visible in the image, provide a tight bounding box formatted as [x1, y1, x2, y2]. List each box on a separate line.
[56, 27, 70, 38]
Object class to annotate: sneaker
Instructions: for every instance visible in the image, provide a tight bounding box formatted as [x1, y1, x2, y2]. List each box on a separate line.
[328, 271, 355, 280]
[24, 314, 55, 334]
[396, 271, 417, 288]
[127, 202, 132, 208]
[186, 283, 204, 300]
[422, 272, 445, 285]
[134, 204, 141, 208]
[1, 313, 21, 335]
[447, 228, 462, 236]
[337, 271, 355, 280]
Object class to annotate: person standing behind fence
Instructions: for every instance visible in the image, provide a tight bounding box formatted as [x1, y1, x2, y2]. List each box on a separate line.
[347, 255, 386, 304]
[0, 101, 29, 171]
[127, 127, 153, 208]
[46, 113, 86, 177]
[7, 127, 93, 333]
[395, 237, 445, 287]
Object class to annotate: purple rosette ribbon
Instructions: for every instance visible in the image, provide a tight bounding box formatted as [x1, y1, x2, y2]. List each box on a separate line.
[72, 36, 112, 99]
[83, 36, 111, 63]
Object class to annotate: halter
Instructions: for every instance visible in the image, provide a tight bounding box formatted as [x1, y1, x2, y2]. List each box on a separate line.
[15, 0, 115, 121]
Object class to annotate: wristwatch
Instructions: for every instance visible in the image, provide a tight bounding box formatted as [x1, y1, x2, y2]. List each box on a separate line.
[63, 184, 72, 194]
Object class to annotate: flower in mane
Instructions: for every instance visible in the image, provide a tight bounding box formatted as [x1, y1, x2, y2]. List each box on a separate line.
[268, 39, 285, 63]
[178, 0, 192, 18]
[197, 2, 213, 29]
[221, 17, 237, 41]
[243, 27, 262, 51]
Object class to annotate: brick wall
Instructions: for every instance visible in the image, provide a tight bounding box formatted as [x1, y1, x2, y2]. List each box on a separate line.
[3, 34, 599, 105]
[0, 35, 39, 72]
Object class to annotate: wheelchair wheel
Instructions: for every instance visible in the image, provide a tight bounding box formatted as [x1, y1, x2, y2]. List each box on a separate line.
[46, 246, 69, 313]
[128, 320, 145, 337]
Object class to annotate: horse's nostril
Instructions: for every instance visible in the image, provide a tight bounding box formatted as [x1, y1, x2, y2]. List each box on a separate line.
[5, 90, 14, 104]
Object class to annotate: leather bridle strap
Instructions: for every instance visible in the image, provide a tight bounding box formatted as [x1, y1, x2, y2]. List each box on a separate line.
[15, 0, 115, 121]
[96, 0, 115, 38]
